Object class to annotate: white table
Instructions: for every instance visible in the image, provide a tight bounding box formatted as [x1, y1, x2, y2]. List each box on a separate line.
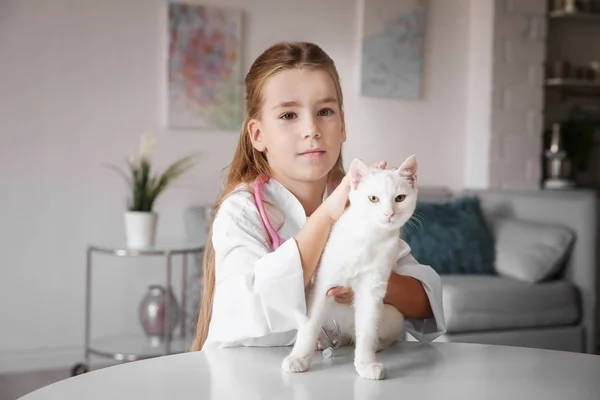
[20, 342, 600, 399]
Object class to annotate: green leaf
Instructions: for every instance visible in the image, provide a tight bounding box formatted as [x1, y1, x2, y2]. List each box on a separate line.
[159, 154, 199, 185]
[149, 153, 200, 204]
[103, 163, 132, 188]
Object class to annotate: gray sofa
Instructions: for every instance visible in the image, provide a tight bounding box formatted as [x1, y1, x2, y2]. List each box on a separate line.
[184, 188, 598, 355]
[413, 187, 598, 355]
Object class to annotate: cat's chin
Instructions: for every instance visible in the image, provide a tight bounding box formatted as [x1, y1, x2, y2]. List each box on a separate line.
[376, 220, 404, 231]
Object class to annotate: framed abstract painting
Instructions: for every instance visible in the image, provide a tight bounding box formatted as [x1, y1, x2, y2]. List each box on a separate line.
[166, 2, 243, 131]
[359, 0, 428, 100]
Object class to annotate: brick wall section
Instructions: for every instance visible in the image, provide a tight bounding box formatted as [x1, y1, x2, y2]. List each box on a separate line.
[489, 0, 547, 190]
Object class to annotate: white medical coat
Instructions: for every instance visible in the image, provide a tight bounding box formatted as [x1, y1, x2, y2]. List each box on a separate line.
[202, 179, 446, 350]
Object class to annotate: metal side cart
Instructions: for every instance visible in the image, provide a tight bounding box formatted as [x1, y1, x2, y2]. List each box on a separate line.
[71, 242, 204, 376]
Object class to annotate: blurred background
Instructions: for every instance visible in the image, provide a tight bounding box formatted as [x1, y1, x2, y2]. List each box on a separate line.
[1, 0, 599, 398]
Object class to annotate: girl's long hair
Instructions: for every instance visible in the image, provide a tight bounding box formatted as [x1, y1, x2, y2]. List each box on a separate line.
[190, 41, 345, 351]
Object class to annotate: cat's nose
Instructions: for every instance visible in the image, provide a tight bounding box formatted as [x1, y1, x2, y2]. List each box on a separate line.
[383, 211, 394, 218]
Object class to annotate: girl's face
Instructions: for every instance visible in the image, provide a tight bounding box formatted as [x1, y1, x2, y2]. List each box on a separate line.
[248, 68, 346, 184]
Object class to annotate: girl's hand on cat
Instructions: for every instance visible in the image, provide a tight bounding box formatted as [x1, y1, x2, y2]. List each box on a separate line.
[322, 161, 387, 222]
[326, 286, 354, 304]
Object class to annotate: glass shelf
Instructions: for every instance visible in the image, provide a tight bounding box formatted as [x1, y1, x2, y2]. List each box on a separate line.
[89, 241, 204, 257]
[546, 78, 600, 97]
[88, 334, 193, 362]
[546, 78, 600, 87]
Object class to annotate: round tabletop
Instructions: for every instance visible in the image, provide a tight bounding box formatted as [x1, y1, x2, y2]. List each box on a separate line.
[19, 342, 600, 400]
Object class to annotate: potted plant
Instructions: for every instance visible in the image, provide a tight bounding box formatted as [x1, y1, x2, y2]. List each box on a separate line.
[105, 132, 199, 249]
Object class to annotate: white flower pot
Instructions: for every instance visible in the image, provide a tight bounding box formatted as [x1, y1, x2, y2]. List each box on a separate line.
[125, 211, 158, 249]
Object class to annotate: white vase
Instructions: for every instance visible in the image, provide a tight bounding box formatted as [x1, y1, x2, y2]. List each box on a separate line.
[125, 211, 158, 249]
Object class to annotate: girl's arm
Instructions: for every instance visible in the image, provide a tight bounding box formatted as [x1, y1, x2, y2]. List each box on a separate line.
[327, 273, 435, 319]
[383, 273, 433, 319]
[294, 173, 353, 286]
[294, 206, 334, 286]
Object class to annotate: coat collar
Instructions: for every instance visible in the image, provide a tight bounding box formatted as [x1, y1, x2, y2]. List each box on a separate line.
[257, 178, 337, 237]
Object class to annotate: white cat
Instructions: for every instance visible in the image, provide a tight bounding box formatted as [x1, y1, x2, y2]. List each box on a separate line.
[281, 155, 418, 380]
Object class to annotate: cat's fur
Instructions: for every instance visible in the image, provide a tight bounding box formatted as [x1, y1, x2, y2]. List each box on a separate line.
[281, 155, 418, 380]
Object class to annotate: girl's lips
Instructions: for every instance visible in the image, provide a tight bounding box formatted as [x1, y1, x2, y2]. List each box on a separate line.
[299, 149, 326, 156]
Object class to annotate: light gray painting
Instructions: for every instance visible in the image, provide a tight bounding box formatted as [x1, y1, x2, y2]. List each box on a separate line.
[360, 0, 428, 100]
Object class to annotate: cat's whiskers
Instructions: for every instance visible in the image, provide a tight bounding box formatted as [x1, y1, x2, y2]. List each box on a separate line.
[402, 215, 423, 235]
[405, 221, 420, 235]
[409, 212, 425, 232]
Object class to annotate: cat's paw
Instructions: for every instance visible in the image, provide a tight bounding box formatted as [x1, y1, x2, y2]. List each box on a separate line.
[282, 354, 311, 373]
[355, 361, 386, 380]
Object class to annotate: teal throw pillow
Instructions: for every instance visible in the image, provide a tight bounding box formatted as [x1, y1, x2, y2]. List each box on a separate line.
[401, 196, 496, 275]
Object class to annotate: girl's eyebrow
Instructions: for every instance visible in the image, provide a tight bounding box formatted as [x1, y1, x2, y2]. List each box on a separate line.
[318, 97, 338, 105]
[272, 101, 300, 110]
[271, 97, 338, 111]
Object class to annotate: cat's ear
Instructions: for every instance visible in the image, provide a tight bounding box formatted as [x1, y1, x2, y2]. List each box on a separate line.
[397, 155, 418, 187]
[349, 158, 370, 189]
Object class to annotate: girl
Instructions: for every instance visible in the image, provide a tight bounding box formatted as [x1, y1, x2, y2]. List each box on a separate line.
[191, 41, 446, 351]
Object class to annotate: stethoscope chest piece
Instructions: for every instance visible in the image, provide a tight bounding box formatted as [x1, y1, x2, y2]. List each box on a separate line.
[322, 347, 334, 358]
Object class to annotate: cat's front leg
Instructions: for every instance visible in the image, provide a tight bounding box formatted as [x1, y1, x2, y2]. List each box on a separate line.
[352, 274, 388, 380]
[282, 282, 334, 373]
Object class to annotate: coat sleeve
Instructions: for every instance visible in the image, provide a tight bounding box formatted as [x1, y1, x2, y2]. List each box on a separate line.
[207, 192, 307, 345]
[392, 240, 447, 342]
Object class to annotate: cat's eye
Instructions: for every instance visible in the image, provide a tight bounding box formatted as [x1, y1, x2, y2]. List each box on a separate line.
[395, 194, 406, 202]
[368, 195, 379, 203]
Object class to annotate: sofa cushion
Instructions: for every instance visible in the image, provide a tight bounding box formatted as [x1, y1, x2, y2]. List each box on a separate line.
[442, 275, 580, 333]
[492, 218, 575, 283]
[401, 196, 496, 275]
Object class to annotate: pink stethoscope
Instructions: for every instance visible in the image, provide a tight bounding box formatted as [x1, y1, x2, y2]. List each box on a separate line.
[253, 176, 283, 251]
[253, 175, 341, 357]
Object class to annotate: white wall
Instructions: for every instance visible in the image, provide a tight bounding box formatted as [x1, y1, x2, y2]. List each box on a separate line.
[462, 0, 547, 190]
[463, 0, 494, 189]
[488, 0, 546, 190]
[0, 0, 470, 372]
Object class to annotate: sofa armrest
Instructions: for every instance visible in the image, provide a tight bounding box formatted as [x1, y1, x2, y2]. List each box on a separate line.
[464, 188, 598, 354]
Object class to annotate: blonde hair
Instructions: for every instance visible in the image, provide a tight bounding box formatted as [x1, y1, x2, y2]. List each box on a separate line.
[190, 41, 346, 351]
